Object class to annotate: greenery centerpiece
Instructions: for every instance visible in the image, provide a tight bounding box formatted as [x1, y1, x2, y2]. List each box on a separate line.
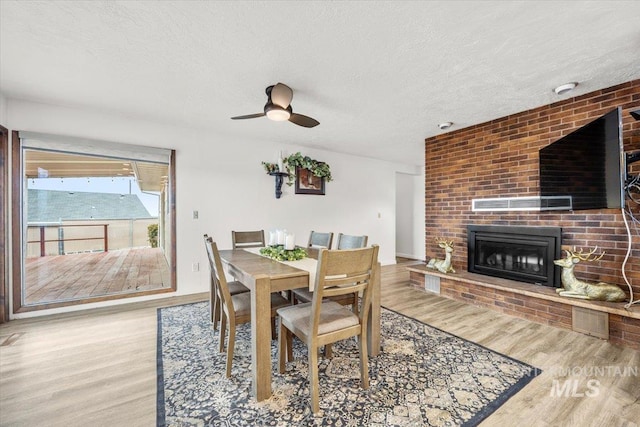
[260, 245, 307, 261]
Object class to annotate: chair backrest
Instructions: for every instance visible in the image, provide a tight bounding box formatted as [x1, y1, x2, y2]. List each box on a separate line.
[336, 233, 368, 250]
[204, 236, 235, 316]
[307, 231, 334, 249]
[232, 230, 265, 249]
[311, 245, 379, 332]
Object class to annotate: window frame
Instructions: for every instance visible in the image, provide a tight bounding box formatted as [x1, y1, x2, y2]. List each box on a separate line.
[11, 133, 177, 313]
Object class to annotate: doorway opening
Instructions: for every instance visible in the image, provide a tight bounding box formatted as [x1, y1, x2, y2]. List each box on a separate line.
[12, 133, 176, 312]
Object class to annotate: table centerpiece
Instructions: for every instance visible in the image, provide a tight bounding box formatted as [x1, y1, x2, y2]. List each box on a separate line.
[260, 245, 307, 261]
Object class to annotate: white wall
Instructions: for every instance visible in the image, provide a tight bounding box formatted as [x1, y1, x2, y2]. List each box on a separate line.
[5, 98, 420, 318]
[0, 94, 7, 124]
[412, 168, 426, 261]
[395, 171, 425, 260]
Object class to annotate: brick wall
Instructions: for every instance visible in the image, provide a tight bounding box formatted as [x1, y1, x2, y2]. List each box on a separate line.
[424, 80, 640, 330]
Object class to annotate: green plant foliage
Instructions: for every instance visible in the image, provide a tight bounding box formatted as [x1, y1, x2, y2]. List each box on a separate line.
[261, 152, 333, 186]
[282, 152, 332, 186]
[261, 161, 279, 174]
[259, 245, 308, 261]
[148, 223, 159, 248]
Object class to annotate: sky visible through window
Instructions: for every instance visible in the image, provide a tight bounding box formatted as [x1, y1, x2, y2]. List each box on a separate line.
[28, 176, 159, 216]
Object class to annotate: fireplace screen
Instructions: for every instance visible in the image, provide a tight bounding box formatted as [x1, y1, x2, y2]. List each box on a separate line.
[467, 225, 562, 287]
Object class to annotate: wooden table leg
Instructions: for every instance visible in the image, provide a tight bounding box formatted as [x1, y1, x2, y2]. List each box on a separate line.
[367, 262, 381, 356]
[251, 276, 272, 401]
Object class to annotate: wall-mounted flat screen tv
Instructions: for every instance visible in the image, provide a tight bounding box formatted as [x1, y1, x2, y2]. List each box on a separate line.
[539, 107, 625, 210]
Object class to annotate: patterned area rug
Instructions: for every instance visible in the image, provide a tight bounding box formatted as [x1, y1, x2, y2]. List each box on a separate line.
[157, 302, 540, 426]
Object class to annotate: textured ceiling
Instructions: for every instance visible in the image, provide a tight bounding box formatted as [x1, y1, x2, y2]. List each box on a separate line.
[1, 1, 640, 166]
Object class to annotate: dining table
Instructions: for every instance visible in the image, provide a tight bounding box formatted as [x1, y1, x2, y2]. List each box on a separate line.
[217, 248, 381, 402]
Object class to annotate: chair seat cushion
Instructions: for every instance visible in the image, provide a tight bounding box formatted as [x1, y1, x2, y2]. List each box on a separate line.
[232, 292, 290, 317]
[277, 301, 359, 336]
[228, 281, 249, 295]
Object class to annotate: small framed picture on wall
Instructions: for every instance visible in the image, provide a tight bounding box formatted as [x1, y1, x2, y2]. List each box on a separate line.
[295, 167, 325, 195]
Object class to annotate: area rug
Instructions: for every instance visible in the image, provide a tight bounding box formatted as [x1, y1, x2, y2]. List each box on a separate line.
[157, 302, 540, 426]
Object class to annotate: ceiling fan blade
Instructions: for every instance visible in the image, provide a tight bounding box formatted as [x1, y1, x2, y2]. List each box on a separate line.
[270, 83, 293, 108]
[289, 113, 319, 128]
[231, 113, 265, 120]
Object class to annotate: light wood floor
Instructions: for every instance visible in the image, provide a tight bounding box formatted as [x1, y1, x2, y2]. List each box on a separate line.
[1, 261, 638, 426]
[24, 248, 171, 305]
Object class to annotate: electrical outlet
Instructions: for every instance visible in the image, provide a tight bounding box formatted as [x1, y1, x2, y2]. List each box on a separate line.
[192, 210, 199, 219]
[191, 262, 199, 272]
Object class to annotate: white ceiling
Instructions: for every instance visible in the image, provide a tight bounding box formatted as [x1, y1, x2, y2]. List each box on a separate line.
[1, 1, 640, 167]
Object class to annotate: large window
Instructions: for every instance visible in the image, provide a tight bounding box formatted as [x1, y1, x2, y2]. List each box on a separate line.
[12, 132, 176, 312]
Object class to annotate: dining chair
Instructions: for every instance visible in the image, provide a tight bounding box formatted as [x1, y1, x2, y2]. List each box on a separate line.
[205, 236, 290, 377]
[204, 234, 249, 329]
[232, 229, 294, 306]
[277, 245, 380, 413]
[307, 231, 334, 249]
[336, 233, 368, 250]
[232, 230, 265, 249]
[293, 233, 369, 311]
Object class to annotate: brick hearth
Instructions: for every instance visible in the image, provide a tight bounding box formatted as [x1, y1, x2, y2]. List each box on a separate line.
[408, 265, 640, 349]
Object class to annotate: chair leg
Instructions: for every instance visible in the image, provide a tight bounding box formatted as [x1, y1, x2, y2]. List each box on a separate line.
[271, 317, 277, 340]
[359, 330, 370, 389]
[226, 321, 236, 378]
[309, 344, 320, 413]
[209, 275, 221, 329]
[323, 344, 333, 358]
[286, 330, 293, 363]
[351, 294, 360, 345]
[283, 290, 293, 303]
[219, 314, 227, 353]
[278, 320, 288, 373]
[209, 289, 214, 323]
[212, 292, 221, 330]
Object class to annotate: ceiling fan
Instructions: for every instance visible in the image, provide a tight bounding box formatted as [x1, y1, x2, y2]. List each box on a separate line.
[231, 83, 320, 128]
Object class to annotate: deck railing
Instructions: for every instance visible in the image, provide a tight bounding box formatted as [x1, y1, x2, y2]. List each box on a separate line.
[27, 224, 109, 257]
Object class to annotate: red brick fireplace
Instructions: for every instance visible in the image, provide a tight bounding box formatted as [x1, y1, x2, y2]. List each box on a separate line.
[414, 79, 640, 349]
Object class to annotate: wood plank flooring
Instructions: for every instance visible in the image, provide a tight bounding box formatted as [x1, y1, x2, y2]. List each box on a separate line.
[24, 248, 171, 305]
[0, 261, 638, 426]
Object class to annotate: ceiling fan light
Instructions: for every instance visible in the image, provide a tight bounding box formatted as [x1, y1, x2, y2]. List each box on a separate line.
[266, 107, 291, 121]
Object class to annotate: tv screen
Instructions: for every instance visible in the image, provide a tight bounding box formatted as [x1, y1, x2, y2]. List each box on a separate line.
[539, 107, 625, 210]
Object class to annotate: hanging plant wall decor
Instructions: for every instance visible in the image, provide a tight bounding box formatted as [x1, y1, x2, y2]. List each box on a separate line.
[261, 152, 332, 197]
[282, 152, 333, 186]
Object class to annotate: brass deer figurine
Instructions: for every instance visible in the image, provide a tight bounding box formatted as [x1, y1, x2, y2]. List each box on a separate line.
[427, 238, 455, 273]
[553, 247, 626, 302]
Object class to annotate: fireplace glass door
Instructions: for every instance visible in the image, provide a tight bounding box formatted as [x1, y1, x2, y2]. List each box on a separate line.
[468, 225, 561, 287]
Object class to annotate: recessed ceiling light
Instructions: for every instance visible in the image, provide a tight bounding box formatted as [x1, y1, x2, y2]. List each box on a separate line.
[438, 122, 453, 130]
[554, 82, 578, 96]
